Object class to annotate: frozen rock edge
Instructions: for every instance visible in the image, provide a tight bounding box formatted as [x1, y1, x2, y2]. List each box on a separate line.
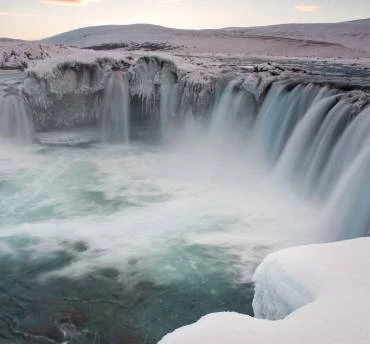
[22, 52, 220, 131]
[21, 51, 367, 133]
[159, 238, 370, 344]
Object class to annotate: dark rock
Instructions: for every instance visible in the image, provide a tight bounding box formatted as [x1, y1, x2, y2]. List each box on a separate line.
[56, 308, 88, 327]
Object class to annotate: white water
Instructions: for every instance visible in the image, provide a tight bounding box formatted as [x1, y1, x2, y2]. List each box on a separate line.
[160, 69, 177, 139]
[1, 78, 368, 271]
[0, 92, 34, 142]
[0, 139, 317, 283]
[100, 72, 130, 143]
[254, 82, 369, 240]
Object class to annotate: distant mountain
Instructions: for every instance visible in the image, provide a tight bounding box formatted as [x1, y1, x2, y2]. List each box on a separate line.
[41, 24, 177, 47]
[38, 19, 370, 57]
[0, 38, 25, 43]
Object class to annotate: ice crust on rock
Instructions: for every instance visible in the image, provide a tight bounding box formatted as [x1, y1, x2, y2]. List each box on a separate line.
[20, 50, 326, 132]
[22, 52, 222, 131]
[3, 47, 370, 138]
[159, 238, 370, 344]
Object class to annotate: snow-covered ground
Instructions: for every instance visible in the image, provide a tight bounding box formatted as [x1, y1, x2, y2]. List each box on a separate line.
[0, 42, 77, 70]
[159, 238, 370, 344]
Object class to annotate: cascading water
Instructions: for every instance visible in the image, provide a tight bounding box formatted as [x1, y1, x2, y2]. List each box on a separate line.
[0, 91, 34, 142]
[251, 82, 369, 240]
[160, 71, 177, 139]
[100, 72, 130, 143]
[253, 83, 336, 166]
[273, 95, 340, 186]
[211, 80, 245, 131]
[209, 80, 256, 144]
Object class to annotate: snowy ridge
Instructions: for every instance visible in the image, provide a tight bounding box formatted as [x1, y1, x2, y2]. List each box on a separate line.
[159, 238, 370, 344]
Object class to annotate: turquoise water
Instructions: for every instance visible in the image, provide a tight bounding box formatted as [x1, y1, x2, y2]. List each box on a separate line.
[0, 139, 315, 343]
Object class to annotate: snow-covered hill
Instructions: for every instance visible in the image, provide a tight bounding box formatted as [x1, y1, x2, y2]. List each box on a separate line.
[226, 19, 370, 54]
[40, 19, 370, 58]
[1, 19, 369, 71]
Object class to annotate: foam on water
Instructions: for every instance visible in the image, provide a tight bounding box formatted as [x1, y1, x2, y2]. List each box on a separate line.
[0, 136, 318, 342]
[0, 138, 316, 277]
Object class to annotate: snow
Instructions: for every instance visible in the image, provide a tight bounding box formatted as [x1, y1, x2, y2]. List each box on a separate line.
[2, 20, 370, 75]
[0, 42, 77, 70]
[159, 238, 370, 344]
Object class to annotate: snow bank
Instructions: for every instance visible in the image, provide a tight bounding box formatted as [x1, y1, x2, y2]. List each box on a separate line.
[159, 238, 370, 344]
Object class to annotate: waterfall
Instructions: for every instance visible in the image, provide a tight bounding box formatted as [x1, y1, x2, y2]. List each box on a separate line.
[6, 60, 370, 241]
[251, 82, 370, 240]
[273, 95, 339, 186]
[210, 80, 255, 135]
[253, 83, 334, 166]
[317, 108, 370, 199]
[100, 72, 130, 143]
[0, 92, 34, 143]
[160, 73, 177, 139]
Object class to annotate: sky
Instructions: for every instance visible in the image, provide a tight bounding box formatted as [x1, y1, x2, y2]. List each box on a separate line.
[0, 0, 369, 40]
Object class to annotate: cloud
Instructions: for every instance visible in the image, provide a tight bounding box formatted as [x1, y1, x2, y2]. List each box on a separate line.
[159, 0, 185, 4]
[295, 4, 320, 12]
[44, 0, 101, 6]
[0, 11, 35, 17]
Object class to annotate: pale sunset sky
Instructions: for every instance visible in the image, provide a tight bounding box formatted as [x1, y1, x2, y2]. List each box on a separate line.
[0, 0, 369, 40]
